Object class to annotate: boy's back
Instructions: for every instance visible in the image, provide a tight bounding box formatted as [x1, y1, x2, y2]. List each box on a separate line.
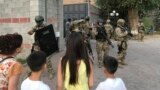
[96, 78, 127, 90]
[21, 78, 50, 90]
[21, 51, 50, 90]
[96, 56, 127, 90]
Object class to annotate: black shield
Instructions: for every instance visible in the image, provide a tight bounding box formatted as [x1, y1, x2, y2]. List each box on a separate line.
[35, 24, 58, 56]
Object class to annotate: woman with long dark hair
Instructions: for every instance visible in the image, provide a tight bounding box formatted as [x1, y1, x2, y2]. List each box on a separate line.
[57, 32, 94, 90]
[0, 33, 23, 90]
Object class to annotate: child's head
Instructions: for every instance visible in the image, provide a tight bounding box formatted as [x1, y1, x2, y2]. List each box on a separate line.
[27, 51, 47, 72]
[103, 56, 118, 75]
[0, 33, 23, 55]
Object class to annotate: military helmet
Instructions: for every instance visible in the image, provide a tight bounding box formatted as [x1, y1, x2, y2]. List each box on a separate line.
[85, 16, 90, 21]
[35, 15, 44, 23]
[117, 19, 125, 26]
[106, 19, 111, 23]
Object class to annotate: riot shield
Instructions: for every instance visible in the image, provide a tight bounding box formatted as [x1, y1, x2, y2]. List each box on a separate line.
[35, 24, 58, 56]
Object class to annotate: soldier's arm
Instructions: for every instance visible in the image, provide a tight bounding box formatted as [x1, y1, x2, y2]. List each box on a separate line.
[91, 27, 98, 39]
[111, 26, 114, 33]
[105, 31, 114, 47]
[116, 28, 128, 37]
[28, 27, 36, 35]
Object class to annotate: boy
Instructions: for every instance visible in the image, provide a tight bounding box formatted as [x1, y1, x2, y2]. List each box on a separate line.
[21, 51, 50, 90]
[96, 56, 127, 90]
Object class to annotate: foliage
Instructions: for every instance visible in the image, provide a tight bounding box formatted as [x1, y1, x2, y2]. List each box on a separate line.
[96, 0, 160, 19]
[142, 17, 153, 31]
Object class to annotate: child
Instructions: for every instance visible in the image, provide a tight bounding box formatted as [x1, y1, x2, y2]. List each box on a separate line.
[96, 56, 127, 90]
[57, 32, 94, 90]
[0, 33, 23, 90]
[21, 51, 50, 90]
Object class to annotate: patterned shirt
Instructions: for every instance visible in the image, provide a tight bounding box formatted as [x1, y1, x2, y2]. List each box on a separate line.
[0, 57, 22, 90]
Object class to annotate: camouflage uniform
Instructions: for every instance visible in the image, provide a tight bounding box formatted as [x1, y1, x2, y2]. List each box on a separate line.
[115, 19, 128, 65]
[104, 19, 114, 39]
[70, 17, 93, 55]
[138, 20, 145, 41]
[70, 19, 84, 32]
[81, 17, 93, 54]
[28, 16, 54, 79]
[94, 22, 113, 68]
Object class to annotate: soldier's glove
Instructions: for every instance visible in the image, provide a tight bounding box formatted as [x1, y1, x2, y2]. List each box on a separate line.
[28, 31, 34, 35]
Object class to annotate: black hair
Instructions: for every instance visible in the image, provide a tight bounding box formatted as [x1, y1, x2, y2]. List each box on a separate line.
[0, 33, 23, 55]
[61, 32, 91, 85]
[27, 51, 47, 72]
[103, 56, 118, 74]
[68, 18, 71, 22]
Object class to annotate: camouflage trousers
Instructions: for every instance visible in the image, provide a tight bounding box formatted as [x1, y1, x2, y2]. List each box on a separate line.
[96, 40, 109, 67]
[117, 41, 127, 63]
[138, 32, 144, 41]
[46, 55, 55, 79]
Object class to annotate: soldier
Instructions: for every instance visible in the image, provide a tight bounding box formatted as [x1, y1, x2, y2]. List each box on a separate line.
[28, 15, 54, 79]
[65, 18, 71, 41]
[69, 17, 94, 60]
[138, 19, 145, 41]
[28, 15, 47, 52]
[82, 16, 93, 55]
[104, 19, 114, 39]
[70, 17, 93, 54]
[115, 19, 128, 66]
[94, 21, 114, 68]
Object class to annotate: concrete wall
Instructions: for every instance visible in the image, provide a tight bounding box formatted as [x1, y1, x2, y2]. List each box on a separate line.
[64, 3, 99, 23]
[0, 0, 63, 58]
[64, 3, 88, 20]
[90, 4, 100, 23]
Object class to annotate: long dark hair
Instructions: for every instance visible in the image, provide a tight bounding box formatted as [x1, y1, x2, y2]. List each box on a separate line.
[61, 32, 91, 85]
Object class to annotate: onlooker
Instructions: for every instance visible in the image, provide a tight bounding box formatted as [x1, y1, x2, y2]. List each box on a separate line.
[55, 31, 60, 52]
[21, 51, 50, 90]
[0, 33, 23, 90]
[57, 32, 94, 90]
[96, 56, 127, 90]
[65, 18, 71, 39]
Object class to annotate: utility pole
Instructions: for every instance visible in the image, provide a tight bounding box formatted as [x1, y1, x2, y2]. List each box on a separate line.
[45, 0, 48, 22]
[87, 0, 91, 17]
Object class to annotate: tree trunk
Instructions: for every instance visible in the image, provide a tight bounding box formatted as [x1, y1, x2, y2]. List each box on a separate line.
[128, 8, 139, 33]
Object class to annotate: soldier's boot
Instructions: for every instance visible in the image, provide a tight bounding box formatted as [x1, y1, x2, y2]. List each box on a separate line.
[120, 59, 128, 65]
[141, 35, 144, 41]
[118, 63, 123, 68]
[46, 57, 55, 79]
[117, 60, 123, 68]
[121, 62, 128, 65]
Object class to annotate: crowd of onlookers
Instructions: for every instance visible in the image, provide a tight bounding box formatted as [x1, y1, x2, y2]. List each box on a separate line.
[0, 32, 127, 90]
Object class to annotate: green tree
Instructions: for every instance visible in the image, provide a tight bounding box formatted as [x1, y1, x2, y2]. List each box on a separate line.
[96, 0, 160, 30]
